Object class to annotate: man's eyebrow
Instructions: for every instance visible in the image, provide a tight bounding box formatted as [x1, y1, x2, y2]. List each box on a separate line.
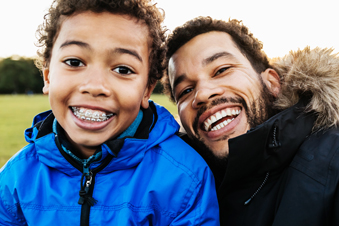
[172, 73, 187, 96]
[60, 40, 91, 50]
[111, 48, 143, 63]
[202, 51, 237, 66]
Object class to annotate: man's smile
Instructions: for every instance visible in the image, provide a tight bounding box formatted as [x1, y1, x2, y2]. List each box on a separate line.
[203, 107, 242, 132]
[193, 96, 246, 136]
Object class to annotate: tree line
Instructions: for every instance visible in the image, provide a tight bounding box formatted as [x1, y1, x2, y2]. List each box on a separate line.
[0, 57, 43, 94]
[0, 56, 164, 94]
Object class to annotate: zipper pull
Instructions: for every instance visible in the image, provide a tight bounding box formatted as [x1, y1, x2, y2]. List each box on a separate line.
[268, 125, 281, 148]
[78, 172, 97, 206]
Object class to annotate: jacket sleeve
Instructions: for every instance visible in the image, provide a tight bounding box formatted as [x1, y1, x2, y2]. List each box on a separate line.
[0, 199, 26, 226]
[0, 168, 27, 226]
[170, 166, 220, 226]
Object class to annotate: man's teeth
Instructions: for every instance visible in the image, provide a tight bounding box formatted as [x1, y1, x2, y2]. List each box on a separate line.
[71, 107, 114, 122]
[204, 108, 241, 131]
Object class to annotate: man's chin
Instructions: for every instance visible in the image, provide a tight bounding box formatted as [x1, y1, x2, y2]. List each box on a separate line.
[188, 134, 228, 165]
[208, 144, 229, 159]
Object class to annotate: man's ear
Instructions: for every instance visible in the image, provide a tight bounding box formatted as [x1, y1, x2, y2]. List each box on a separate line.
[42, 68, 50, 94]
[261, 68, 280, 97]
[141, 82, 156, 109]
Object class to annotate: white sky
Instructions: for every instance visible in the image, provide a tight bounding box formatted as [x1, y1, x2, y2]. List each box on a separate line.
[0, 0, 338, 59]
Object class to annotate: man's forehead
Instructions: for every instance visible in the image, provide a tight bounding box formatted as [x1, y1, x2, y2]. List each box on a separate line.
[168, 32, 241, 84]
[169, 32, 239, 66]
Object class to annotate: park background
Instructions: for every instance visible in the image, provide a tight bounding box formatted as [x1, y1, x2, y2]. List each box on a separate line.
[1, 0, 338, 167]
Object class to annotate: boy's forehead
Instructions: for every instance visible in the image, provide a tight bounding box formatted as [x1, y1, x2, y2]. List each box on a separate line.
[56, 12, 151, 49]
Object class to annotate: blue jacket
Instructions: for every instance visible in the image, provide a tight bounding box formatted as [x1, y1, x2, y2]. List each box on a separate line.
[0, 101, 219, 225]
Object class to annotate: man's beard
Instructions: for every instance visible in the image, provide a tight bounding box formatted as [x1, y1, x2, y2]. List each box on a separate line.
[191, 80, 276, 162]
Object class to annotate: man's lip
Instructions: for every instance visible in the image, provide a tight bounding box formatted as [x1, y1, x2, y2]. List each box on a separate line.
[203, 113, 241, 139]
[198, 103, 242, 126]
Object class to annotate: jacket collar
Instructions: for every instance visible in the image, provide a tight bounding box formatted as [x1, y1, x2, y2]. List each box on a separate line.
[25, 101, 178, 175]
[219, 97, 317, 191]
[28, 102, 158, 174]
[34, 104, 155, 156]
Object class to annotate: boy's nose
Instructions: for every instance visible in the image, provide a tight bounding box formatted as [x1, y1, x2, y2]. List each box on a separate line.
[192, 84, 224, 109]
[79, 71, 111, 97]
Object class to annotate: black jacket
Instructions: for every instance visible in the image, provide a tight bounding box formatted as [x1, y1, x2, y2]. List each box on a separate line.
[183, 47, 339, 225]
[218, 97, 339, 225]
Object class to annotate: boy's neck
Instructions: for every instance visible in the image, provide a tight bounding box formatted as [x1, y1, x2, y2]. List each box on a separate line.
[65, 135, 98, 159]
[54, 110, 144, 159]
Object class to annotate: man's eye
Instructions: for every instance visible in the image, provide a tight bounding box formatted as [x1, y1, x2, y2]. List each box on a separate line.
[177, 88, 193, 101]
[215, 67, 230, 76]
[64, 59, 85, 67]
[113, 66, 134, 75]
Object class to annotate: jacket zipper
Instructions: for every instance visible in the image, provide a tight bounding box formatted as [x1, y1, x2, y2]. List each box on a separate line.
[78, 156, 113, 226]
[244, 124, 280, 205]
[55, 133, 114, 226]
[244, 172, 270, 205]
[79, 171, 96, 226]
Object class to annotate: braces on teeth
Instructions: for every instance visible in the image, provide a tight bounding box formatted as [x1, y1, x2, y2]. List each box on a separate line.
[71, 107, 114, 122]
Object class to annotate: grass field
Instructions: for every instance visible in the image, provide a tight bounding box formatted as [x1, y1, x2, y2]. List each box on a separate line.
[0, 94, 177, 168]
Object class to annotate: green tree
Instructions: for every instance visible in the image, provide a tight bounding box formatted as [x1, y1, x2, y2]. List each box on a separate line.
[0, 57, 43, 94]
[153, 81, 164, 94]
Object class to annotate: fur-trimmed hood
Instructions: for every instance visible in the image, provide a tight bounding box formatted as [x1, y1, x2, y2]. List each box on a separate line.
[270, 47, 339, 131]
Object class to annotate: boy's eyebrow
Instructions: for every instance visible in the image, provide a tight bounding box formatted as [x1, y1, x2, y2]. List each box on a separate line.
[60, 40, 91, 50]
[59, 41, 143, 63]
[111, 48, 143, 63]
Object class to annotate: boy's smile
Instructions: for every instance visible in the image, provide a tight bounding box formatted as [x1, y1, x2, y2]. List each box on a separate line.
[71, 107, 114, 122]
[42, 12, 153, 157]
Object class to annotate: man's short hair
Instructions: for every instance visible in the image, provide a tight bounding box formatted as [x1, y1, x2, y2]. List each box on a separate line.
[36, 0, 166, 85]
[163, 16, 271, 101]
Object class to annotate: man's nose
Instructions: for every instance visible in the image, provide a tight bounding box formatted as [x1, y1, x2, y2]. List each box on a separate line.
[79, 69, 111, 97]
[192, 84, 224, 109]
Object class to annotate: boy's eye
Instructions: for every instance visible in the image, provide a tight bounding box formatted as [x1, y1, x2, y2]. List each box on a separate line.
[64, 59, 85, 67]
[113, 66, 134, 75]
[177, 88, 193, 102]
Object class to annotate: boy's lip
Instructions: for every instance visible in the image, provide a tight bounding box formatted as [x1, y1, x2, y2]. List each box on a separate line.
[70, 107, 115, 131]
[70, 105, 114, 113]
[69, 105, 115, 128]
[198, 103, 242, 133]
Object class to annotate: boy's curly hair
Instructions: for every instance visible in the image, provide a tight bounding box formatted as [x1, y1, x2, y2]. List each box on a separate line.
[163, 16, 271, 102]
[36, 0, 166, 85]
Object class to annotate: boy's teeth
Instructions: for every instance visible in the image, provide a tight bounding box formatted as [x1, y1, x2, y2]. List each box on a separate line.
[71, 107, 114, 122]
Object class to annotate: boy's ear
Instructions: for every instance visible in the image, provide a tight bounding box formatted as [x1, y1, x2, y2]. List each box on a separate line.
[261, 68, 280, 97]
[42, 68, 50, 94]
[141, 82, 156, 109]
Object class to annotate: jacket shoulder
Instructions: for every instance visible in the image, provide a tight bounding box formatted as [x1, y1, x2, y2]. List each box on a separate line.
[155, 134, 212, 182]
[290, 127, 339, 185]
[1, 143, 39, 174]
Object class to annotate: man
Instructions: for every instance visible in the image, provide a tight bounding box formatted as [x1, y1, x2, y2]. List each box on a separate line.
[162, 16, 339, 226]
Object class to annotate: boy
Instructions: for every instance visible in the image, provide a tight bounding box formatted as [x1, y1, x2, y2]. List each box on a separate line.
[0, 0, 219, 225]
